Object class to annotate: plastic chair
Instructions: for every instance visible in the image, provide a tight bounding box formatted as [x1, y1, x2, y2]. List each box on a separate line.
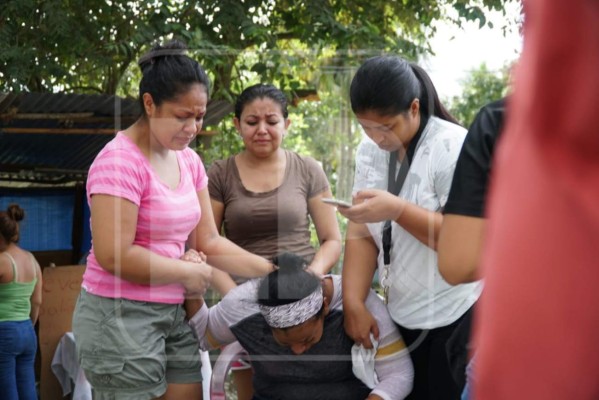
[209, 341, 247, 400]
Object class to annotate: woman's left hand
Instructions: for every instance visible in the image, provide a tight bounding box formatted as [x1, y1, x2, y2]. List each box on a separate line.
[181, 249, 207, 263]
[337, 189, 404, 224]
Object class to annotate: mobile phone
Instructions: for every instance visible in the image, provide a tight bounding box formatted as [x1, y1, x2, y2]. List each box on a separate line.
[321, 198, 352, 208]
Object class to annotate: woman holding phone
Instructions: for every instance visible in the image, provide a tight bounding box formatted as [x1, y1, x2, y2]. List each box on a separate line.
[339, 56, 482, 400]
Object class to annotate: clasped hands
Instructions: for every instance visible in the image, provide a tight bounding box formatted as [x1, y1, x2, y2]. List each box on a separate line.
[180, 249, 211, 320]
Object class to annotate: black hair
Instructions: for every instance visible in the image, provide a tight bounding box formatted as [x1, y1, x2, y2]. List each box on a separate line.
[234, 83, 289, 119]
[350, 55, 459, 124]
[137, 39, 210, 116]
[0, 204, 24, 244]
[257, 253, 320, 306]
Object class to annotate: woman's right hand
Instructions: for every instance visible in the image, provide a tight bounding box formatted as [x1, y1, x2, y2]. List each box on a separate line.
[344, 301, 380, 349]
[180, 250, 212, 296]
[337, 189, 404, 224]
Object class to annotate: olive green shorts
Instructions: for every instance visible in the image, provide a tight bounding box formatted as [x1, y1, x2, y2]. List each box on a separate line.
[72, 289, 202, 400]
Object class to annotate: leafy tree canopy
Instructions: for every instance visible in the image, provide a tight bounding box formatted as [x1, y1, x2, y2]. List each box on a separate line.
[1, 0, 515, 97]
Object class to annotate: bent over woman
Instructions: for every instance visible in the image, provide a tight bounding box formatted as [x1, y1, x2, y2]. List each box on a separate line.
[188, 252, 414, 400]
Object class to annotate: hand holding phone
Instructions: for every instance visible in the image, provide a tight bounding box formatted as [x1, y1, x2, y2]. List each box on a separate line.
[321, 198, 352, 208]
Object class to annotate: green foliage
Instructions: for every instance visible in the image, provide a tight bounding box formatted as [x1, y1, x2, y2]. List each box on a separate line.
[448, 62, 511, 128]
[0, 0, 187, 93]
[1, 0, 515, 96]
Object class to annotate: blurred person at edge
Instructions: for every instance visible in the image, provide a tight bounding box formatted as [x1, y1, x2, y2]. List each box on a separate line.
[0, 204, 43, 400]
[437, 97, 507, 400]
[473, 0, 599, 398]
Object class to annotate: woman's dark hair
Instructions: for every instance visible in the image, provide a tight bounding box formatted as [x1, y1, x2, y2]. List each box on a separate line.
[137, 39, 210, 116]
[257, 253, 320, 307]
[235, 83, 289, 119]
[0, 204, 24, 244]
[350, 55, 458, 124]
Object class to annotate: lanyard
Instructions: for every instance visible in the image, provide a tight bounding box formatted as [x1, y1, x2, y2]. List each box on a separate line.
[382, 114, 428, 264]
[380, 114, 428, 303]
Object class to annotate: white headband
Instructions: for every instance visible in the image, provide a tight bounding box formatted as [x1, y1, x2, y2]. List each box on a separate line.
[259, 286, 323, 329]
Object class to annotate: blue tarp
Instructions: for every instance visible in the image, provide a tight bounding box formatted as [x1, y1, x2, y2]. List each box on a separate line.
[0, 188, 91, 254]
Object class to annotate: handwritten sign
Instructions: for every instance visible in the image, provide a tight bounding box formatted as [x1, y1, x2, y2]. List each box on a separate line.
[39, 265, 85, 400]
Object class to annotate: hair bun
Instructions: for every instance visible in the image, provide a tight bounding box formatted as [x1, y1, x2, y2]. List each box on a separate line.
[138, 39, 188, 68]
[7, 204, 24, 222]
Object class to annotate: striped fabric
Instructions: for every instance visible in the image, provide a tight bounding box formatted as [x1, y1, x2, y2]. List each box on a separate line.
[82, 132, 207, 303]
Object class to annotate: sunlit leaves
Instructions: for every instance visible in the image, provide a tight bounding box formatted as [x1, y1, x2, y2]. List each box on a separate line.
[447, 62, 511, 127]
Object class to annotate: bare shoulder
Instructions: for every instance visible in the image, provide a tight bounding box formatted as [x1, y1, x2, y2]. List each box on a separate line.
[0, 253, 12, 281]
[28, 251, 42, 272]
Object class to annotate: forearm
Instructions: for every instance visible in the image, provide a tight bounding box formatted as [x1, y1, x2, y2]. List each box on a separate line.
[188, 295, 242, 350]
[188, 301, 214, 351]
[308, 239, 342, 276]
[30, 304, 40, 324]
[211, 268, 238, 296]
[371, 356, 414, 400]
[394, 199, 443, 250]
[372, 339, 414, 400]
[199, 234, 272, 278]
[342, 222, 378, 308]
[307, 191, 342, 275]
[96, 244, 190, 285]
[438, 214, 485, 285]
[365, 289, 414, 399]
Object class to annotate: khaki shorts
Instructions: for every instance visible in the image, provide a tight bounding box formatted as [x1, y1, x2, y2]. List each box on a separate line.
[72, 290, 202, 400]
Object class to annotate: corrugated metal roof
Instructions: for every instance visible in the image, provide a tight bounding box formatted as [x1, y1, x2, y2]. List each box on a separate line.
[0, 92, 142, 116]
[0, 133, 113, 182]
[0, 92, 232, 184]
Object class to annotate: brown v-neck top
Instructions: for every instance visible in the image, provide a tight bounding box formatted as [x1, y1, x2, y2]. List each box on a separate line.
[208, 150, 329, 282]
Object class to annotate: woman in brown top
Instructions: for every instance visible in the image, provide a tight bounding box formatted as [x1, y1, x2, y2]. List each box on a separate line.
[207, 83, 342, 399]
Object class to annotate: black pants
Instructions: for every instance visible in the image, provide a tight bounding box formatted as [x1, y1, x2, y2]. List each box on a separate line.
[398, 307, 473, 400]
